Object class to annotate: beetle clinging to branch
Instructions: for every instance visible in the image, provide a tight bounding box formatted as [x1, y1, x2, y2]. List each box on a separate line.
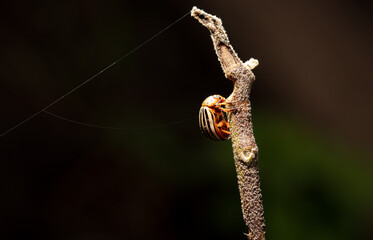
[192, 7, 265, 240]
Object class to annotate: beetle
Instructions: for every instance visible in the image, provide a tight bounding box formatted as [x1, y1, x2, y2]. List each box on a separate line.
[198, 95, 231, 141]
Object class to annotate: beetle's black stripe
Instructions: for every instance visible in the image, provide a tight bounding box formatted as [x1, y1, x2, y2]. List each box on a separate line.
[202, 108, 214, 140]
[199, 107, 222, 141]
[199, 107, 221, 140]
[201, 108, 211, 140]
[199, 107, 207, 136]
[199, 108, 204, 129]
[199, 107, 213, 140]
[205, 109, 222, 140]
[199, 107, 204, 133]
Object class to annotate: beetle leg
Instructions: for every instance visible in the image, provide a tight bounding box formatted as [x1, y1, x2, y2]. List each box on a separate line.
[221, 107, 232, 113]
[217, 120, 229, 129]
[216, 120, 225, 128]
[217, 102, 233, 112]
[221, 129, 230, 134]
[216, 121, 230, 134]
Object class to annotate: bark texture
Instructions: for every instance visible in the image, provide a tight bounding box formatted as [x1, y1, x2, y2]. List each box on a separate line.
[192, 7, 265, 240]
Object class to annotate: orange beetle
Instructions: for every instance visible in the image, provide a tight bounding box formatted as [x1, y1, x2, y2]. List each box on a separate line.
[198, 95, 231, 141]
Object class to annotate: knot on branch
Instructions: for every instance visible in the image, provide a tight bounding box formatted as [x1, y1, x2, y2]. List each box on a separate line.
[238, 146, 258, 165]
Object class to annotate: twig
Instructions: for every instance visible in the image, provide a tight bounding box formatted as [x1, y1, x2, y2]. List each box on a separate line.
[191, 7, 265, 240]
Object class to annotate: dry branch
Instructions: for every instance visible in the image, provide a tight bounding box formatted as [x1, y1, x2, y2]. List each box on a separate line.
[191, 7, 265, 240]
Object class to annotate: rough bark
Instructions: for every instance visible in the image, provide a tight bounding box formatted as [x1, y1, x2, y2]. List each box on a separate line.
[192, 7, 265, 240]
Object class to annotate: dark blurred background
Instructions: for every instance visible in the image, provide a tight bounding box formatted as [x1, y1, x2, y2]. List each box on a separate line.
[1, 0, 372, 239]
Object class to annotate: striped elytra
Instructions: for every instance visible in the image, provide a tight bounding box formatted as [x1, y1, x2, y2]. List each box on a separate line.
[198, 95, 230, 141]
